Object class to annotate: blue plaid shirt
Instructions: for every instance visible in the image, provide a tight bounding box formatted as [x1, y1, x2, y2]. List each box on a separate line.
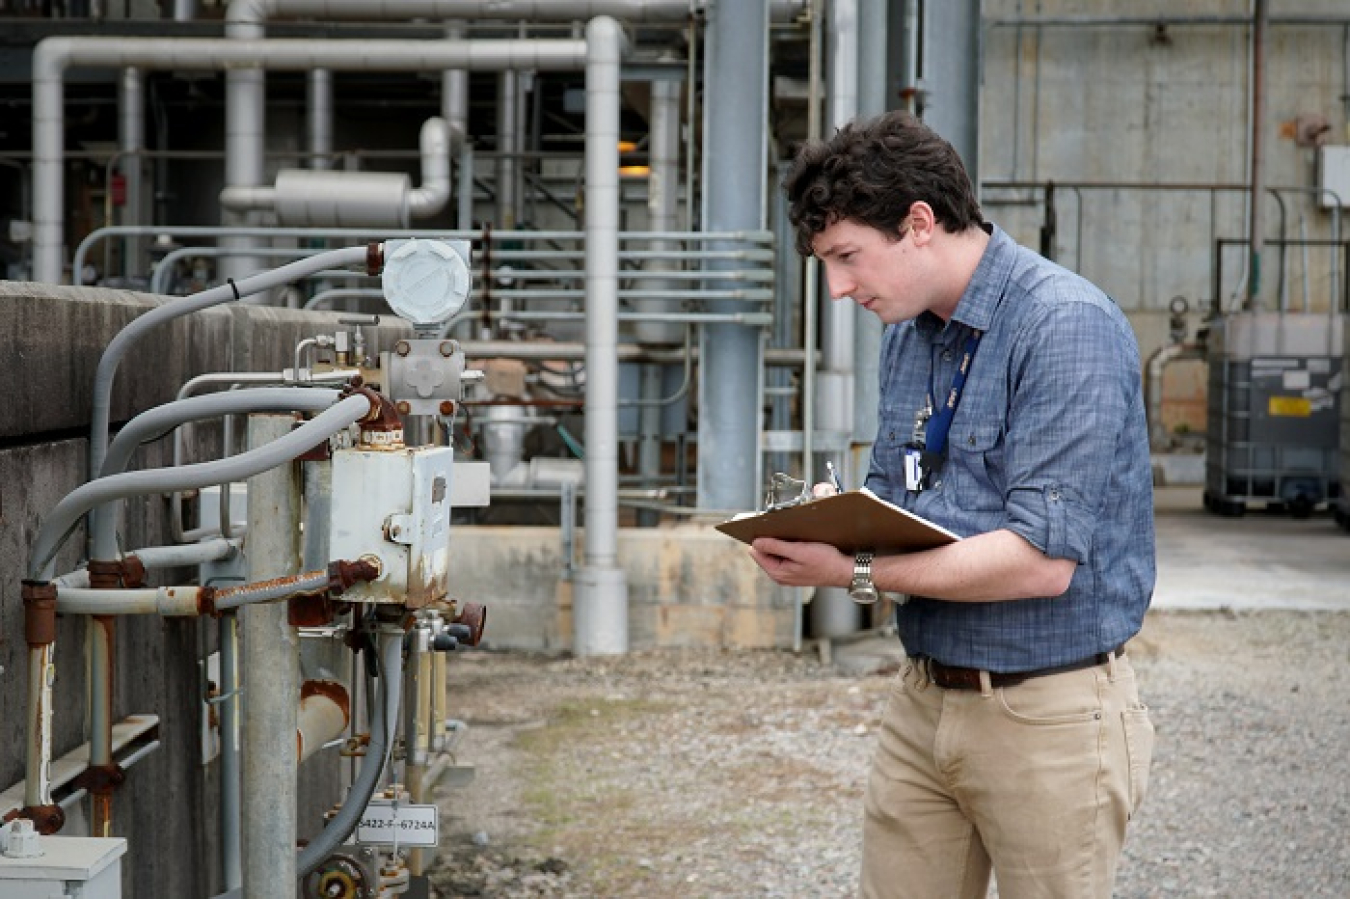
[866, 224, 1156, 672]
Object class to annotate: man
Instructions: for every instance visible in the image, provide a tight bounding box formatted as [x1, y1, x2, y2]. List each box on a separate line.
[751, 111, 1156, 898]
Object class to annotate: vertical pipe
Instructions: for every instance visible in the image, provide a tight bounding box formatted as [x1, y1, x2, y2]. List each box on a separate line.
[23, 645, 56, 811]
[920, 0, 981, 182]
[635, 75, 683, 345]
[573, 16, 629, 656]
[241, 413, 301, 897]
[88, 614, 115, 835]
[812, 0, 862, 640]
[1247, 0, 1268, 310]
[457, 142, 475, 229]
[697, 0, 770, 512]
[220, 613, 243, 891]
[223, 9, 268, 290]
[307, 68, 333, 170]
[117, 66, 145, 280]
[853, 0, 888, 452]
[442, 22, 469, 140]
[495, 71, 518, 229]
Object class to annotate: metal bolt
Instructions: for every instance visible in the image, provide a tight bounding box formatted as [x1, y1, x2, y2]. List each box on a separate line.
[439, 400, 456, 415]
[439, 341, 455, 357]
[395, 340, 411, 356]
[396, 401, 411, 415]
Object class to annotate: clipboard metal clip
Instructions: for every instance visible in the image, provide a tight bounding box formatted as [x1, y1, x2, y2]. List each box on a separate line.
[763, 472, 813, 512]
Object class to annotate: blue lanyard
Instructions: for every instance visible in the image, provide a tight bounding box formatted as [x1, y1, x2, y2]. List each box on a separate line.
[923, 329, 983, 456]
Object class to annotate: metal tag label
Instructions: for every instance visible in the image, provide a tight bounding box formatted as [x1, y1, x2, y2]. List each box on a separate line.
[356, 802, 440, 847]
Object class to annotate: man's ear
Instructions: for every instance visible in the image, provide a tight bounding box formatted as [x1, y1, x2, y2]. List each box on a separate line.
[908, 202, 937, 244]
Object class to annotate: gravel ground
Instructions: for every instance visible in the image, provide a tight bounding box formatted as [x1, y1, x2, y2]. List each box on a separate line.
[423, 610, 1350, 899]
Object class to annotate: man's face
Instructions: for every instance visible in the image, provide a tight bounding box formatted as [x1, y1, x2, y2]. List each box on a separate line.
[810, 218, 925, 325]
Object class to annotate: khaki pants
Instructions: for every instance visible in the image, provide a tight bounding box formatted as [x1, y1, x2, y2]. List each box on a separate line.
[860, 653, 1154, 899]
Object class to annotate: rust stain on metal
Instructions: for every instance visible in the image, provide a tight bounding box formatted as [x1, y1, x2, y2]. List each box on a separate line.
[301, 679, 352, 726]
[17, 804, 64, 835]
[452, 602, 487, 646]
[21, 580, 58, 647]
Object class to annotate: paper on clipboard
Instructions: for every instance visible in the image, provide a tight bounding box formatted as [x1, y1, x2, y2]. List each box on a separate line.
[714, 486, 960, 556]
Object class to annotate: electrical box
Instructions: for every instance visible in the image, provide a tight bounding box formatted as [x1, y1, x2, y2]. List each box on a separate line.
[0, 835, 126, 898]
[329, 446, 455, 608]
[1317, 145, 1350, 207]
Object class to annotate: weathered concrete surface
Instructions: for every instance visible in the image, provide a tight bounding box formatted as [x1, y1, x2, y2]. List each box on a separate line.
[0, 282, 415, 896]
[448, 524, 796, 652]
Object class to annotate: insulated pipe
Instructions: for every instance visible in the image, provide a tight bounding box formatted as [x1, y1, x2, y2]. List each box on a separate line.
[28, 395, 374, 581]
[32, 39, 589, 285]
[54, 586, 209, 616]
[296, 681, 350, 764]
[407, 117, 453, 219]
[223, 10, 267, 288]
[241, 413, 302, 898]
[296, 629, 403, 878]
[572, 15, 629, 656]
[442, 22, 469, 143]
[128, 538, 242, 570]
[697, 0, 770, 512]
[852, 0, 887, 454]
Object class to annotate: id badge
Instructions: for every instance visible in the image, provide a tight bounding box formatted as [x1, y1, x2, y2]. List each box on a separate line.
[903, 445, 926, 492]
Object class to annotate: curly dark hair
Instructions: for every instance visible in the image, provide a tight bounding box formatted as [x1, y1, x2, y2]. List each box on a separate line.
[783, 111, 983, 257]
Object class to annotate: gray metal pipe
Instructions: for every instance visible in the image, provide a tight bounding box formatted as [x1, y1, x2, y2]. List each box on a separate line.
[633, 74, 683, 345]
[811, 0, 864, 641]
[573, 15, 629, 656]
[308, 68, 333, 171]
[697, 0, 770, 513]
[54, 586, 208, 616]
[241, 414, 302, 897]
[117, 67, 146, 280]
[229, 0, 805, 24]
[33, 37, 589, 284]
[496, 70, 520, 230]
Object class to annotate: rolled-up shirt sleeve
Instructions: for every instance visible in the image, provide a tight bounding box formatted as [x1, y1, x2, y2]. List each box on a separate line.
[1001, 296, 1140, 563]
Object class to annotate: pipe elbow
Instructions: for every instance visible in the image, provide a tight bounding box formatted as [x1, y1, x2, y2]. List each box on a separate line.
[408, 117, 452, 219]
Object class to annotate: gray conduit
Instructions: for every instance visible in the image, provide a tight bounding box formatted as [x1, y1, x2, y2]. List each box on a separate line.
[93, 387, 342, 560]
[28, 394, 373, 581]
[295, 629, 403, 879]
[86, 245, 369, 481]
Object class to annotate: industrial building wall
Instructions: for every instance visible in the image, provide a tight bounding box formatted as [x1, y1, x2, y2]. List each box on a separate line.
[981, 0, 1350, 358]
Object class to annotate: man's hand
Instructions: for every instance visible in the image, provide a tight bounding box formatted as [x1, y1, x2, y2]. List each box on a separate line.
[748, 537, 852, 588]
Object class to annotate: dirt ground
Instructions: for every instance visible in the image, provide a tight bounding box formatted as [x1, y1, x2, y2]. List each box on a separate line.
[422, 610, 1350, 899]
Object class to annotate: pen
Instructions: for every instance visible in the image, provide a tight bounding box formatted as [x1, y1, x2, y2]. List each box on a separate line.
[826, 460, 845, 494]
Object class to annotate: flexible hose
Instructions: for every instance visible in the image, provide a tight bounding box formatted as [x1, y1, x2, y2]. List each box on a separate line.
[296, 630, 404, 879]
[213, 570, 330, 611]
[28, 395, 371, 580]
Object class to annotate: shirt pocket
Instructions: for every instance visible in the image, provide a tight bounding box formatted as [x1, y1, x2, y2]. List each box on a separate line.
[944, 417, 1005, 511]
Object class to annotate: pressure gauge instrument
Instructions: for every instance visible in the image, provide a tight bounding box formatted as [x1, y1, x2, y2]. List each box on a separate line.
[381, 238, 472, 326]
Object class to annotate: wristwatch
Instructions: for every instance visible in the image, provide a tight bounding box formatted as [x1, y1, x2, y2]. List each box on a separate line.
[849, 551, 880, 605]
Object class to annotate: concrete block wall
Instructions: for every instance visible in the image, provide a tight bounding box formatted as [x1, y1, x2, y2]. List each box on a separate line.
[448, 524, 797, 653]
[0, 281, 416, 896]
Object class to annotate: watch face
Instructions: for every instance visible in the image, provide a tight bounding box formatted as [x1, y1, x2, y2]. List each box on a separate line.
[849, 585, 880, 605]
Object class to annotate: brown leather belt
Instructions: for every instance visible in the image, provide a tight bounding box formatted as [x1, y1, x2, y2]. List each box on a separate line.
[920, 645, 1126, 691]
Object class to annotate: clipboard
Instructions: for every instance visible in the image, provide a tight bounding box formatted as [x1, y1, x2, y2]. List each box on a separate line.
[715, 486, 961, 555]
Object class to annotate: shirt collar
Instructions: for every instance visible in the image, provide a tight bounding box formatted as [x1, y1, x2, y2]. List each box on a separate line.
[915, 222, 1016, 339]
